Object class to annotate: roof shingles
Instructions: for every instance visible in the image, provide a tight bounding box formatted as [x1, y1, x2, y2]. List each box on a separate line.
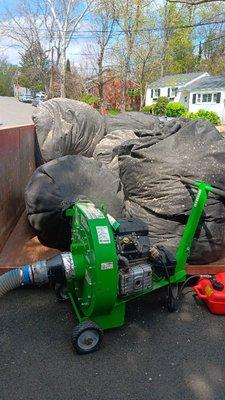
[148, 72, 206, 89]
[185, 75, 225, 91]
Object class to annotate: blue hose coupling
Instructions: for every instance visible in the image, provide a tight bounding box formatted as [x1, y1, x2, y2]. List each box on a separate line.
[21, 265, 33, 286]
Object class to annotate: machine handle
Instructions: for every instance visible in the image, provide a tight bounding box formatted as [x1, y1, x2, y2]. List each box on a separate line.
[194, 285, 207, 300]
[181, 177, 225, 199]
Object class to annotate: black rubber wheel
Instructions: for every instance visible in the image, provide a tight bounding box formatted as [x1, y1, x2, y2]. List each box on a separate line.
[167, 296, 179, 312]
[72, 321, 103, 355]
[55, 284, 68, 302]
[167, 284, 179, 313]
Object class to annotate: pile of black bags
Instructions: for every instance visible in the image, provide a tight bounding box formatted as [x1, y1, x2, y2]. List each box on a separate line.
[25, 99, 225, 263]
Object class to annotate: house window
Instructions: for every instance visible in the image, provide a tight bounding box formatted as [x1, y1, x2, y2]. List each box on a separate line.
[192, 94, 196, 104]
[167, 88, 170, 97]
[171, 87, 178, 97]
[153, 89, 160, 99]
[202, 93, 212, 102]
[213, 92, 221, 103]
[197, 94, 201, 103]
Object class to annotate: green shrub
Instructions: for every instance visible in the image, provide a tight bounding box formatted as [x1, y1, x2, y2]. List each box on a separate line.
[183, 111, 197, 119]
[128, 88, 140, 97]
[79, 93, 99, 106]
[196, 109, 220, 125]
[185, 109, 220, 125]
[108, 108, 120, 116]
[142, 104, 155, 114]
[154, 96, 169, 115]
[166, 102, 186, 117]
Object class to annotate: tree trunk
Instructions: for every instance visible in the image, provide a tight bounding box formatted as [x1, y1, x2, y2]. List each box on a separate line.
[98, 53, 104, 108]
[60, 44, 66, 98]
[120, 60, 129, 112]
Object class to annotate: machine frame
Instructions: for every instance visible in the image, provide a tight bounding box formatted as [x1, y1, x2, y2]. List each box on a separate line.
[65, 178, 225, 353]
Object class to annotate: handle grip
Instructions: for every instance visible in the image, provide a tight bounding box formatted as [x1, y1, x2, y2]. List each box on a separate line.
[181, 177, 225, 199]
[194, 285, 207, 300]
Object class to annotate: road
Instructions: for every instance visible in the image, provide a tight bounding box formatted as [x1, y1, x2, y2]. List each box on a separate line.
[0, 96, 33, 127]
[1, 286, 225, 400]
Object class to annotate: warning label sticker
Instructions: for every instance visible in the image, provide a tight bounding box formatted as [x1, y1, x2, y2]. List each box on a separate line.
[101, 262, 113, 270]
[96, 226, 111, 244]
[79, 204, 104, 220]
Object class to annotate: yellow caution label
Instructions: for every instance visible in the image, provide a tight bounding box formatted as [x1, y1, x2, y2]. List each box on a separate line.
[205, 285, 213, 297]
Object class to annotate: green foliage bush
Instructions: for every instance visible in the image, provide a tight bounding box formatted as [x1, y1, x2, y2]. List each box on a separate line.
[154, 96, 169, 115]
[185, 109, 220, 125]
[166, 102, 186, 117]
[142, 104, 155, 114]
[108, 108, 120, 116]
[128, 88, 140, 97]
[79, 93, 99, 106]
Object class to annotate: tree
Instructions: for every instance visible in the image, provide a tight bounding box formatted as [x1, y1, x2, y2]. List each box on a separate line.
[160, 2, 196, 76]
[169, 0, 225, 5]
[46, 0, 94, 97]
[2, 0, 44, 51]
[195, 2, 225, 74]
[113, 0, 146, 111]
[65, 63, 86, 99]
[83, 0, 117, 108]
[65, 59, 71, 73]
[0, 57, 17, 96]
[18, 40, 50, 91]
[132, 16, 162, 109]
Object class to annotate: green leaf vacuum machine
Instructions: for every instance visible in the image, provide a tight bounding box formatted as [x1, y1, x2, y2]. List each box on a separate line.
[1, 178, 225, 354]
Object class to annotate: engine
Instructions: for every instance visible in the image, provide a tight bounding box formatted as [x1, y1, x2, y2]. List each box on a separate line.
[115, 218, 152, 296]
[115, 217, 176, 296]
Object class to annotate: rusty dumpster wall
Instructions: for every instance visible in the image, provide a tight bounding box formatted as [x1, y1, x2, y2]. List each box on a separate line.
[0, 125, 35, 252]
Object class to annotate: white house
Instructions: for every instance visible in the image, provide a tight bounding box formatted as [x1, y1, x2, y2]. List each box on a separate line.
[146, 72, 225, 123]
[14, 84, 32, 99]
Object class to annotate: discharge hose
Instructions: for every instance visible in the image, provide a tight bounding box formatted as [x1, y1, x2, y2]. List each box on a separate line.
[0, 253, 74, 298]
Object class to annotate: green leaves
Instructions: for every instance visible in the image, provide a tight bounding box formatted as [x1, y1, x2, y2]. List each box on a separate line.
[166, 102, 186, 117]
[185, 109, 220, 125]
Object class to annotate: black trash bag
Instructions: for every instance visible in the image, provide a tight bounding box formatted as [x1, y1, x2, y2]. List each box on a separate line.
[118, 119, 225, 264]
[25, 155, 124, 250]
[32, 98, 106, 163]
[93, 129, 139, 176]
[105, 111, 161, 135]
[96, 116, 189, 176]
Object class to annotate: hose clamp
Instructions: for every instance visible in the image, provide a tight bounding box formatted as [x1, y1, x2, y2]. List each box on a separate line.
[31, 260, 48, 286]
[61, 252, 75, 279]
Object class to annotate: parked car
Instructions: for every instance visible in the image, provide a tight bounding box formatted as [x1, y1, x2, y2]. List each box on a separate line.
[21, 94, 33, 103]
[32, 94, 46, 107]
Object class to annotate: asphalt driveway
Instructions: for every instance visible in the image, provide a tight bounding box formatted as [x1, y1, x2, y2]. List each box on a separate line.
[0, 96, 33, 127]
[1, 286, 225, 400]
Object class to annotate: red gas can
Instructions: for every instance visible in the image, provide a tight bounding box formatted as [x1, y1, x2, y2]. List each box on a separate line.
[193, 273, 225, 315]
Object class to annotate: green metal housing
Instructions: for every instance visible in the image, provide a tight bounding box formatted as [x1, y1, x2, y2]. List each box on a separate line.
[66, 181, 215, 330]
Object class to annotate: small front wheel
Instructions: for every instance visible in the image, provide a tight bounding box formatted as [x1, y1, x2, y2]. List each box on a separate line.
[55, 284, 68, 302]
[72, 321, 103, 355]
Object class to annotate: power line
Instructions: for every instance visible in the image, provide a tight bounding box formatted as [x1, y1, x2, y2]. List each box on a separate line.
[4, 17, 225, 38]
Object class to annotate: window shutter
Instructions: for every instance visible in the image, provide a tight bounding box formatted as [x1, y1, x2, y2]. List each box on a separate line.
[151, 89, 153, 98]
[192, 94, 196, 104]
[216, 92, 221, 103]
[167, 88, 170, 97]
[158, 89, 161, 97]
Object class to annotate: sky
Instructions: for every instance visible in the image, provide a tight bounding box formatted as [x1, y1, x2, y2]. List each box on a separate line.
[0, 0, 93, 66]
